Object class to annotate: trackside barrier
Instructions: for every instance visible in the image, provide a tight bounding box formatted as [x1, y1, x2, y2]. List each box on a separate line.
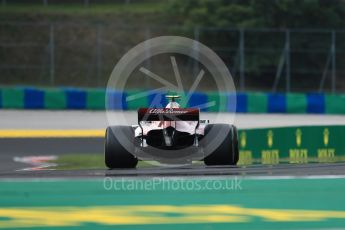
[237, 126, 345, 165]
[0, 87, 344, 114]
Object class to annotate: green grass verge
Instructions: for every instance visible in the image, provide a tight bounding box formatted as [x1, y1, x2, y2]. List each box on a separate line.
[50, 154, 105, 170]
[49, 154, 153, 170]
[0, 3, 165, 15]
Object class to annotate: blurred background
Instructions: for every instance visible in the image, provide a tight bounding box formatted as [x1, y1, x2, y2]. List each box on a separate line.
[1, 0, 345, 93]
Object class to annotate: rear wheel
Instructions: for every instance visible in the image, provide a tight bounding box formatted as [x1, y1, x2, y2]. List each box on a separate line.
[105, 126, 138, 169]
[203, 124, 239, 166]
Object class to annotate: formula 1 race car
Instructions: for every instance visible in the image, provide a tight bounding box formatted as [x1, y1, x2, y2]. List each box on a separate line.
[105, 95, 239, 169]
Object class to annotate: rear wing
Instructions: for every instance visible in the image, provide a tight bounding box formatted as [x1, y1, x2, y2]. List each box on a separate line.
[138, 108, 200, 122]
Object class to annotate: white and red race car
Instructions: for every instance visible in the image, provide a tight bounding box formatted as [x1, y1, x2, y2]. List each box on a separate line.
[105, 95, 239, 168]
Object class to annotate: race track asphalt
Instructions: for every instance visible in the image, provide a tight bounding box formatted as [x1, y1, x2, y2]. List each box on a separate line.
[0, 110, 345, 177]
[1, 162, 345, 178]
[0, 137, 344, 178]
[0, 137, 103, 173]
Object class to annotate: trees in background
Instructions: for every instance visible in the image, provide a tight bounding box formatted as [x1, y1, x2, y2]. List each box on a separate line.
[168, 0, 345, 29]
[166, 0, 345, 91]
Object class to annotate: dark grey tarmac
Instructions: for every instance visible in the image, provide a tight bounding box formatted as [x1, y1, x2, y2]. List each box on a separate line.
[0, 137, 344, 178]
[0, 163, 344, 178]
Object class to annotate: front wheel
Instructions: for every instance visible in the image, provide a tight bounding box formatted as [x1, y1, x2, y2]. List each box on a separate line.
[105, 126, 138, 169]
[203, 124, 239, 166]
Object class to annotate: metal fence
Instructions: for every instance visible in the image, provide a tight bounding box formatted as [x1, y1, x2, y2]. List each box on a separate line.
[1, 22, 344, 93]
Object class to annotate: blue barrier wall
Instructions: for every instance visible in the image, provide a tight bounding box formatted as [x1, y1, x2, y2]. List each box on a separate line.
[0, 87, 344, 114]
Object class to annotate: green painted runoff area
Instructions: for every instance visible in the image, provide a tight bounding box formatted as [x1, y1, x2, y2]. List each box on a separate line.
[0, 178, 344, 229]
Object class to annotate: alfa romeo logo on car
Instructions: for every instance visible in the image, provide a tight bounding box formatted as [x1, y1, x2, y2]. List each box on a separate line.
[149, 109, 188, 114]
[105, 36, 237, 166]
